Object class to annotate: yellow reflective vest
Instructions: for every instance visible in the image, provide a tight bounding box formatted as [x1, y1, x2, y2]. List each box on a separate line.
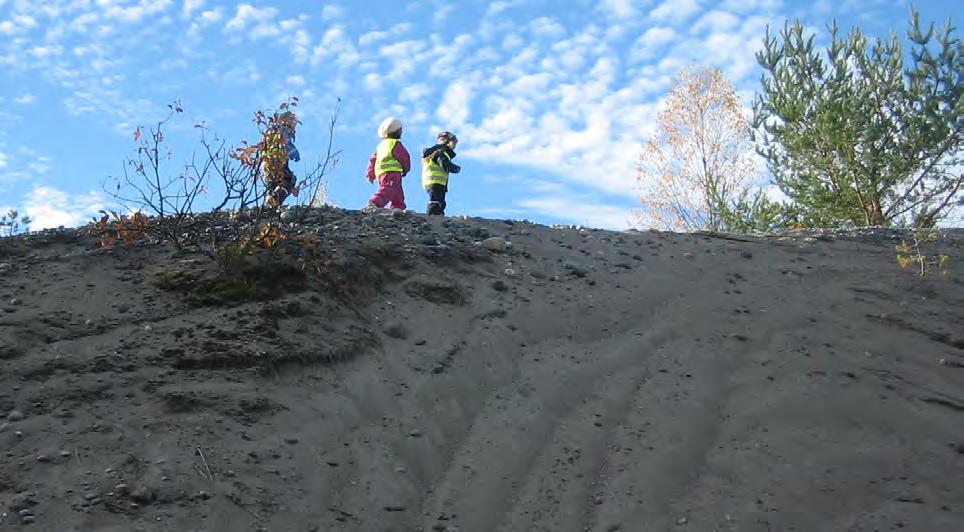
[422, 150, 452, 188]
[375, 139, 403, 177]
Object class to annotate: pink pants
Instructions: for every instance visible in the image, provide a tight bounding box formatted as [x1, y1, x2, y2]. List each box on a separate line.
[369, 173, 406, 209]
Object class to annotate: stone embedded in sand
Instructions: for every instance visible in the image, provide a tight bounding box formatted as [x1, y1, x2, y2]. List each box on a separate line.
[129, 485, 155, 504]
[6, 410, 24, 422]
[740, 250, 753, 259]
[8, 493, 36, 512]
[482, 237, 507, 252]
[384, 323, 409, 339]
[564, 262, 589, 278]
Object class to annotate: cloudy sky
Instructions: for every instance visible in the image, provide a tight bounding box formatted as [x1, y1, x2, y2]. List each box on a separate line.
[0, 0, 956, 230]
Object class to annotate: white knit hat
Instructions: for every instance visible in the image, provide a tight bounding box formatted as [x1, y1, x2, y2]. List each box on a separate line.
[377, 117, 402, 137]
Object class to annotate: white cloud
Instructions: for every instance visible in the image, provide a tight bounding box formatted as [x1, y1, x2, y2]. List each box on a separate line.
[400, 83, 431, 103]
[651, 0, 702, 22]
[104, 0, 174, 24]
[225, 4, 278, 36]
[199, 8, 223, 24]
[23, 186, 106, 230]
[438, 81, 473, 127]
[359, 29, 391, 47]
[598, 0, 638, 18]
[13, 93, 35, 104]
[286, 75, 305, 86]
[183, 0, 204, 17]
[311, 26, 359, 68]
[530, 17, 565, 39]
[0, 152, 7, 170]
[322, 5, 345, 21]
[632, 26, 677, 61]
[434, 4, 455, 25]
[518, 195, 634, 230]
[691, 10, 740, 34]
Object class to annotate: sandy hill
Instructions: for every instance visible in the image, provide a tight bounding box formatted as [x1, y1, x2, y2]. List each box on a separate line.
[0, 207, 962, 532]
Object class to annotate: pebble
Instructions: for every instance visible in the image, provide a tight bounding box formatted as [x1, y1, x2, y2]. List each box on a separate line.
[0, 422, 8, 433]
[6, 410, 24, 422]
[408, 430, 423, 438]
[284, 437, 299, 445]
[740, 250, 753, 259]
[143, 325, 153, 332]
[36, 454, 51, 463]
[21, 515, 35, 524]
[677, 517, 688, 525]
[60, 450, 72, 457]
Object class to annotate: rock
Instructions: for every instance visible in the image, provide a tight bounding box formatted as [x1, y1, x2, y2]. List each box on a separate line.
[21, 515, 35, 524]
[0, 422, 9, 433]
[504, 268, 515, 277]
[130, 486, 155, 504]
[60, 450, 72, 457]
[9, 492, 37, 511]
[36, 455, 51, 463]
[280, 210, 299, 223]
[6, 410, 23, 422]
[740, 250, 753, 259]
[384, 323, 409, 339]
[482, 237, 506, 252]
[114, 483, 130, 494]
[491, 280, 509, 292]
[676, 517, 688, 525]
[284, 437, 299, 445]
[0, 262, 10, 273]
[564, 262, 589, 277]
[408, 430, 423, 438]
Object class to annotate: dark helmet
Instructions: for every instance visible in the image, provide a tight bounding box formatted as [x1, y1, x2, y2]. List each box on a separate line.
[437, 131, 458, 143]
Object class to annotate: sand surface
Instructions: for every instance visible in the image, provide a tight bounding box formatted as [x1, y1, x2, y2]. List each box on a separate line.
[1, 208, 962, 531]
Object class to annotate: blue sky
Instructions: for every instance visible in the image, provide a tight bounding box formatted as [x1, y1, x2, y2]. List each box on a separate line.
[0, 0, 958, 230]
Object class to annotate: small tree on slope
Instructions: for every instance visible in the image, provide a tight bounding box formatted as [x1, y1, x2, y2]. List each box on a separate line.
[753, 11, 963, 228]
[636, 66, 787, 233]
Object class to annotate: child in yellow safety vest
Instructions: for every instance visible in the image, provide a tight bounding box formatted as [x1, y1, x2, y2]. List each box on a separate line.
[365, 117, 411, 211]
[421, 131, 461, 215]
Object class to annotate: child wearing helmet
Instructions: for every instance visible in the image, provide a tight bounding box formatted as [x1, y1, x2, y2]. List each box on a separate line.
[421, 131, 461, 215]
[364, 117, 411, 211]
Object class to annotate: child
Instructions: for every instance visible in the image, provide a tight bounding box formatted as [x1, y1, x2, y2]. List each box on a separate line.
[421, 131, 461, 215]
[365, 117, 411, 211]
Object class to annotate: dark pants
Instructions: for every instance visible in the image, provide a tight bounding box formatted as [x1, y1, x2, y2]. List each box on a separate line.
[426, 184, 447, 215]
